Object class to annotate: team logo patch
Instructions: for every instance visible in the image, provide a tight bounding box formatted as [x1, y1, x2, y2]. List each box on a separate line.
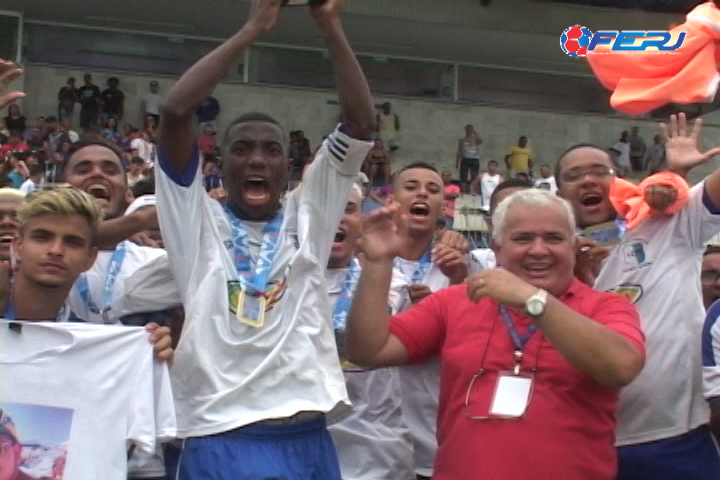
[608, 283, 643, 304]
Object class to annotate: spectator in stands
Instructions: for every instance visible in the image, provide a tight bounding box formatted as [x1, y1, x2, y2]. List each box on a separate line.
[5, 154, 29, 189]
[144, 115, 159, 143]
[645, 134, 666, 174]
[101, 118, 121, 144]
[0, 133, 29, 159]
[196, 96, 220, 130]
[141, 80, 162, 125]
[57, 77, 79, 121]
[471, 159, 503, 212]
[3, 104, 25, 137]
[61, 118, 79, 144]
[365, 182, 392, 214]
[610, 131, 631, 177]
[366, 139, 390, 186]
[629, 126, 646, 174]
[25, 127, 44, 155]
[345, 189, 644, 480]
[100, 77, 125, 125]
[197, 124, 216, 155]
[127, 157, 147, 188]
[515, 172, 530, 182]
[504, 135, 533, 179]
[376, 102, 400, 152]
[78, 74, 101, 131]
[129, 129, 154, 164]
[534, 164, 557, 193]
[442, 169, 460, 229]
[456, 124, 483, 193]
[19, 164, 44, 195]
[44, 116, 68, 153]
[702, 246, 720, 310]
[33, 116, 47, 139]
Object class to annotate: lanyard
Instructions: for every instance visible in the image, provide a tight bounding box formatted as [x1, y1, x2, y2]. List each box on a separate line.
[395, 250, 433, 284]
[331, 258, 360, 331]
[76, 241, 128, 317]
[499, 305, 538, 375]
[223, 204, 283, 295]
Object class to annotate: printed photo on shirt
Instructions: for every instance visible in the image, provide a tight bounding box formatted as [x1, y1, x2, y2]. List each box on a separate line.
[0, 403, 73, 480]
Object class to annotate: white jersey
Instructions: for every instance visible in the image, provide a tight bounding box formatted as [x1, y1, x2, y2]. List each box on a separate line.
[480, 173, 501, 210]
[470, 248, 497, 272]
[67, 242, 179, 325]
[594, 182, 720, 445]
[0, 321, 176, 480]
[534, 176, 557, 193]
[393, 258, 451, 477]
[325, 265, 415, 480]
[156, 125, 372, 438]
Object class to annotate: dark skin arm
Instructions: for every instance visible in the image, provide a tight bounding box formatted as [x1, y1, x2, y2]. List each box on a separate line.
[159, 1, 284, 174]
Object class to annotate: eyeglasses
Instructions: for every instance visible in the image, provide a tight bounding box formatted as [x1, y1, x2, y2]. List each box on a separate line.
[561, 166, 615, 185]
[702, 270, 720, 283]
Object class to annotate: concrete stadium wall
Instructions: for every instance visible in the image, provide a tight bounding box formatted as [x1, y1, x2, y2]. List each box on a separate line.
[18, 63, 720, 184]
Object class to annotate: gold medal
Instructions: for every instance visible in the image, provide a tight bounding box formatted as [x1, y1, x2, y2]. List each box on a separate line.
[236, 290, 267, 328]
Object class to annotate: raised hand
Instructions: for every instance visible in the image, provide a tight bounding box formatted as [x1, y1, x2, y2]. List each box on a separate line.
[465, 268, 537, 308]
[357, 204, 404, 262]
[661, 113, 720, 176]
[0, 59, 25, 111]
[247, 0, 284, 35]
[436, 230, 469, 253]
[575, 237, 609, 287]
[433, 243, 469, 285]
[310, 0, 345, 22]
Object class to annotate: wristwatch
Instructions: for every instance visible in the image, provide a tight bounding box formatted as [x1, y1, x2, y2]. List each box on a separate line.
[524, 289, 548, 318]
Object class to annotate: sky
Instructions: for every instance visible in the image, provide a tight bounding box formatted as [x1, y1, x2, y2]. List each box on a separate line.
[1, 402, 73, 446]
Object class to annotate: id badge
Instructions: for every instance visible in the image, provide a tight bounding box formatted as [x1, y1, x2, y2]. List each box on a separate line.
[582, 220, 626, 247]
[488, 371, 534, 419]
[236, 291, 267, 328]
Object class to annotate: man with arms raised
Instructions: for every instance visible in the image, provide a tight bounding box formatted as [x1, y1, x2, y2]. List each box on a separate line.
[155, 0, 375, 477]
[325, 182, 415, 480]
[386, 162, 468, 479]
[557, 114, 720, 480]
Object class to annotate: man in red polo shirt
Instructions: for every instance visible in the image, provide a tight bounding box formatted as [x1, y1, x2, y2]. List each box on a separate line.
[345, 188, 645, 480]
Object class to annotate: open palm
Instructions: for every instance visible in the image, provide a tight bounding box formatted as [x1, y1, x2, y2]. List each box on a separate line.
[358, 205, 404, 262]
[661, 113, 720, 173]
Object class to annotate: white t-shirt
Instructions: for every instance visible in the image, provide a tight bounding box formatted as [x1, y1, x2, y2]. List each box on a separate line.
[470, 248, 497, 272]
[155, 125, 373, 438]
[325, 264, 415, 480]
[142, 93, 162, 116]
[594, 182, 720, 445]
[0, 321, 176, 480]
[131, 138, 155, 163]
[19, 178, 39, 195]
[480, 173, 501, 210]
[393, 259, 452, 477]
[612, 141, 631, 168]
[67, 242, 179, 325]
[534, 176, 558, 193]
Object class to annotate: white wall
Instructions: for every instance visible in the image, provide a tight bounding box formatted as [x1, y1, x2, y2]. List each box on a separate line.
[18, 63, 720, 183]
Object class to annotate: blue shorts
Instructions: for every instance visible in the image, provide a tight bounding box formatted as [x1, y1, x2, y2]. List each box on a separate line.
[617, 425, 720, 480]
[176, 417, 341, 480]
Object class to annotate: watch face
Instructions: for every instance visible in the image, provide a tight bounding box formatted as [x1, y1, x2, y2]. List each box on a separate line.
[527, 298, 543, 316]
